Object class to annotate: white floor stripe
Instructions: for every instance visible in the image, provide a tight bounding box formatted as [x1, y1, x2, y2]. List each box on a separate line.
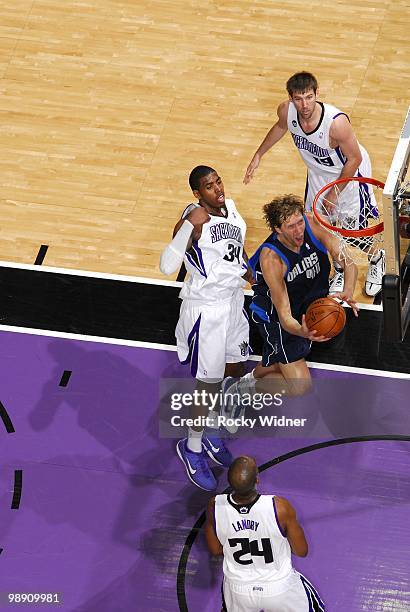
[0, 324, 408, 379]
[0, 260, 182, 288]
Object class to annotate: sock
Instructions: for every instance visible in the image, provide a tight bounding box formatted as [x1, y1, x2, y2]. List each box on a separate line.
[206, 410, 220, 429]
[369, 249, 382, 263]
[238, 369, 257, 396]
[333, 261, 343, 273]
[187, 427, 203, 452]
[241, 369, 256, 381]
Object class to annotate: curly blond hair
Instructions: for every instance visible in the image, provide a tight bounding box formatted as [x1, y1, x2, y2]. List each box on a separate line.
[263, 195, 304, 231]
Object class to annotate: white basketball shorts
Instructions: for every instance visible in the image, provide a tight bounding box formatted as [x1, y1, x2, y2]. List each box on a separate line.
[222, 572, 325, 612]
[175, 290, 249, 382]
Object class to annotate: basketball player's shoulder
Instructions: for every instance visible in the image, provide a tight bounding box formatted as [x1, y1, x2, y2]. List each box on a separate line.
[278, 99, 291, 118]
[260, 245, 285, 276]
[278, 99, 290, 113]
[214, 493, 228, 508]
[207, 495, 217, 509]
[181, 202, 200, 219]
[324, 102, 349, 123]
[215, 492, 229, 501]
[274, 494, 290, 506]
[274, 495, 293, 516]
[260, 243, 282, 263]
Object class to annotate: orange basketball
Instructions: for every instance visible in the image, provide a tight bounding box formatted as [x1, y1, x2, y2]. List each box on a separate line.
[305, 297, 346, 338]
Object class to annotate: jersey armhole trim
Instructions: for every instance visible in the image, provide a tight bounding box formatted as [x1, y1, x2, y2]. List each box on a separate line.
[272, 496, 287, 538]
[303, 215, 328, 254]
[181, 203, 200, 219]
[332, 111, 350, 123]
[260, 243, 290, 276]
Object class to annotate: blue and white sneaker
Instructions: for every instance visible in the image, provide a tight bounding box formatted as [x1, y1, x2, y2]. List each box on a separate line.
[202, 435, 233, 467]
[176, 439, 217, 491]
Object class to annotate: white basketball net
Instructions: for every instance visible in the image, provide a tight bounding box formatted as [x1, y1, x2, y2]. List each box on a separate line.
[312, 177, 384, 266]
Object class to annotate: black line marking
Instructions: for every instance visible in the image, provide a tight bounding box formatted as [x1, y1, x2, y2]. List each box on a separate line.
[59, 370, 72, 387]
[176, 435, 410, 612]
[11, 470, 22, 509]
[34, 244, 49, 265]
[176, 263, 187, 282]
[0, 401, 15, 434]
[0, 548, 3, 555]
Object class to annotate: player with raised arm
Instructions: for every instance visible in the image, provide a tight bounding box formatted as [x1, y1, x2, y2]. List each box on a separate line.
[243, 71, 385, 297]
[160, 166, 252, 491]
[223, 194, 358, 406]
[205, 455, 325, 611]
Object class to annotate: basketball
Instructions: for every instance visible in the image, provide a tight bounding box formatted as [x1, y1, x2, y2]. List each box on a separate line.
[305, 297, 346, 338]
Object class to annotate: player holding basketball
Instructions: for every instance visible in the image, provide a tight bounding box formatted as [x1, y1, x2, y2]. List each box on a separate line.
[160, 166, 252, 491]
[243, 71, 385, 297]
[223, 195, 358, 402]
[205, 455, 325, 611]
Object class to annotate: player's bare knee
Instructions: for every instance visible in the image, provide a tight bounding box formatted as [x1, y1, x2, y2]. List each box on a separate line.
[288, 376, 312, 397]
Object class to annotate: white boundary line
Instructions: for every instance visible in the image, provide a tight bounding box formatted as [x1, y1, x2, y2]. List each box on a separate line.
[0, 259, 382, 310]
[0, 259, 183, 288]
[0, 324, 408, 379]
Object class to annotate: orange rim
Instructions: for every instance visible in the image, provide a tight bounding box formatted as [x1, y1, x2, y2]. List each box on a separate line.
[312, 176, 385, 237]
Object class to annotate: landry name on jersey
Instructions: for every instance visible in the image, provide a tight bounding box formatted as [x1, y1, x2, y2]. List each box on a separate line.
[215, 494, 292, 585]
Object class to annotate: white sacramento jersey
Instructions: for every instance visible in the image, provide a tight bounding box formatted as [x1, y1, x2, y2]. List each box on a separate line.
[215, 494, 293, 587]
[179, 198, 247, 302]
[287, 101, 374, 214]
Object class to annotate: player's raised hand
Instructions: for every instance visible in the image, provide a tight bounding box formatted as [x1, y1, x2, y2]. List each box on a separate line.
[322, 190, 337, 215]
[243, 154, 260, 184]
[330, 293, 360, 317]
[300, 315, 331, 342]
[188, 206, 211, 226]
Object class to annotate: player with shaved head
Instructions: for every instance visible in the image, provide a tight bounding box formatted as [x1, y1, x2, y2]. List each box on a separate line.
[205, 455, 325, 611]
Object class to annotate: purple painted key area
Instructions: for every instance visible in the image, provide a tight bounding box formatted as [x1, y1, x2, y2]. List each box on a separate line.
[0, 330, 409, 611]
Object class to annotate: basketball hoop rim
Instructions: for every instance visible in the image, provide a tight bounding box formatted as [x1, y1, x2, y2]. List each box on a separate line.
[312, 176, 385, 237]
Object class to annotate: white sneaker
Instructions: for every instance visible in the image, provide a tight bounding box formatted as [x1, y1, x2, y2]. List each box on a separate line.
[365, 250, 385, 296]
[329, 270, 344, 294]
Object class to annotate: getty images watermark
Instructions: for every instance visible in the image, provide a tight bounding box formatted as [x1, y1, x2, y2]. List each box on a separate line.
[168, 388, 307, 431]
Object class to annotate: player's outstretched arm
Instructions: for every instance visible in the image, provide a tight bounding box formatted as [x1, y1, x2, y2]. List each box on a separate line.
[325, 115, 363, 206]
[260, 248, 329, 341]
[204, 498, 223, 556]
[242, 249, 256, 284]
[274, 496, 308, 557]
[243, 101, 289, 184]
[159, 206, 210, 275]
[308, 213, 359, 316]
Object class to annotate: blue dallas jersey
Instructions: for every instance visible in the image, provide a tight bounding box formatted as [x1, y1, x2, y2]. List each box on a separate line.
[249, 215, 330, 323]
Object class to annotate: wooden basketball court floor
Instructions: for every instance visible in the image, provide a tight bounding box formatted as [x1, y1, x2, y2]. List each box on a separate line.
[0, 1, 410, 611]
